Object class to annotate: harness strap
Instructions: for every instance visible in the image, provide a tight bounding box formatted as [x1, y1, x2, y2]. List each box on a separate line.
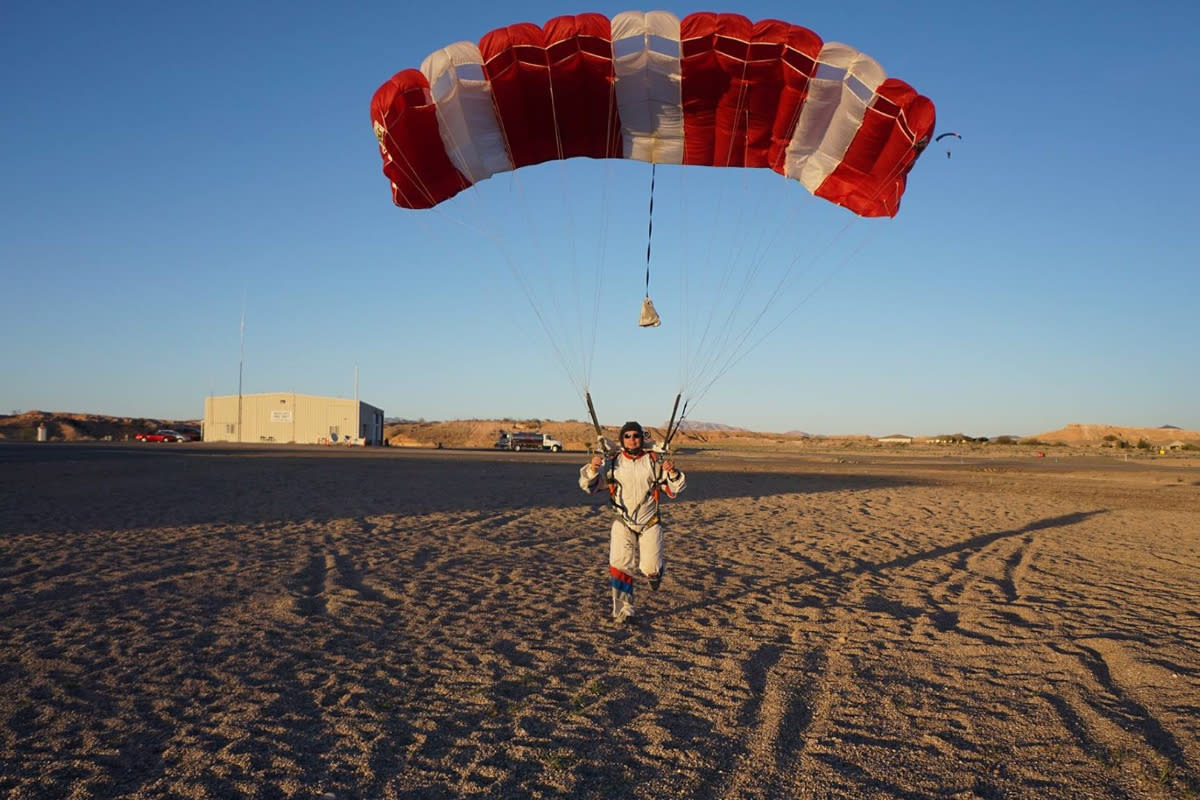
[620, 516, 660, 536]
[607, 451, 668, 529]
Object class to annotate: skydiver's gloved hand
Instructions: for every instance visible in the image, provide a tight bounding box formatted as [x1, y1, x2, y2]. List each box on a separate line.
[587, 454, 604, 477]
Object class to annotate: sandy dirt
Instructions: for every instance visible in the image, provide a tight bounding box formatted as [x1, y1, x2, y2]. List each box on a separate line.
[1, 442, 1198, 799]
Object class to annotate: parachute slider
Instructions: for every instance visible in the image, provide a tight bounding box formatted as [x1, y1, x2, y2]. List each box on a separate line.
[639, 295, 661, 327]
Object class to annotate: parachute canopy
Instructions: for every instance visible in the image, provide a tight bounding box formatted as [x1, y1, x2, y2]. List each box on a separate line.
[934, 131, 962, 158]
[371, 10, 936, 218]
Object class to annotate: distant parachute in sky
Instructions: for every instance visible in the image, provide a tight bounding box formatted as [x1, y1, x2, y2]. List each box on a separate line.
[370, 10, 936, 218]
[935, 131, 962, 159]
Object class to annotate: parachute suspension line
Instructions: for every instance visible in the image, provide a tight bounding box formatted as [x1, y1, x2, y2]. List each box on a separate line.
[683, 153, 741, 393]
[468, 70, 589, 401]
[684, 166, 751, 394]
[727, 144, 925, 367]
[581, 162, 617, 397]
[700, 167, 914, 404]
[546, 100, 590, 401]
[469, 69, 591, 405]
[688, 179, 807, 395]
[417, 190, 589, 403]
[428, 185, 589, 403]
[675, 172, 693, 397]
[544, 58, 591, 394]
[677, 48, 763, 398]
[584, 78, 623, 390]
[747, 225, 879, 358]
[698, 112, 781, 382]
[575, 84, 622, 397]
[375, 117, 441, 209]
[675, 164, 694, 396]
[685, 61, 756, 372]
[692, 208, 857, 403]
[683, 81, 931, 410]
[405, 102, 550, 320]
[688, 222, 879, 412]
[683, 97, 764, 401]
[689, 150, 912, 410]
[721, 53, 755, 168]
[509, 168, 592, 401]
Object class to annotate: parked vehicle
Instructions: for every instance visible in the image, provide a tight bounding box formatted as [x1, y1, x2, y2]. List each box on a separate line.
[495, 431, 563, 452]
[136, 429, 186, 443]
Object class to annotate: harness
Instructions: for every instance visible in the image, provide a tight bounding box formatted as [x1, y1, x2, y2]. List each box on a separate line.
[605, 449, 668, 533]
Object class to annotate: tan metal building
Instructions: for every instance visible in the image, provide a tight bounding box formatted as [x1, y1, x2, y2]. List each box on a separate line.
[203, 392, 385, 445]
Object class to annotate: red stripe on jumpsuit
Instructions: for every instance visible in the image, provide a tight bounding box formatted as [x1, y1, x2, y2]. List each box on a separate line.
[609, 566, 635, 595]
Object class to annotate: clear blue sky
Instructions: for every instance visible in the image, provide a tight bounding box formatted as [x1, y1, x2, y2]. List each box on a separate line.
[3, 1, 1197, 437]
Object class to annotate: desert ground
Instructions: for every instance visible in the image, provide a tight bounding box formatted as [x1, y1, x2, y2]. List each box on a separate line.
[1, 441, 1198, 799]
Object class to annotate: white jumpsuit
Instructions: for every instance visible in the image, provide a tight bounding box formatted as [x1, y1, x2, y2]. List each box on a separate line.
[580, 450, 686, 620]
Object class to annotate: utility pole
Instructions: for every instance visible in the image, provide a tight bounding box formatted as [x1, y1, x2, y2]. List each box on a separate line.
[237, 289, 246, 443]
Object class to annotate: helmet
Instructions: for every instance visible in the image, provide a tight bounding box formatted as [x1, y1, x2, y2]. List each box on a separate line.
[619, 421, 645, 451]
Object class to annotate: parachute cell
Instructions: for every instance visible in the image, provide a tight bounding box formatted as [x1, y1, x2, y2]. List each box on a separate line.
[371, 10, 935, 216]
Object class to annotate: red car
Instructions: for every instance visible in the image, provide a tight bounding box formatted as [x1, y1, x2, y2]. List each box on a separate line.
[136, 429, 196, 443]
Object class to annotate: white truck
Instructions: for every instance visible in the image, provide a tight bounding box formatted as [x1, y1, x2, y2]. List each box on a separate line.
[496, 431, 563, 452]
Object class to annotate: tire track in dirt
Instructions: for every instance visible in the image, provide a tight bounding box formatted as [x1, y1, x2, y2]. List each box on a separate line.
[716, 641, 825, 799]
[1042, 636, 1200, 793]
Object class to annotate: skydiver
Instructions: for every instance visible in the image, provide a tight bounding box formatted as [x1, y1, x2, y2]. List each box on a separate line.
[579, 421, 686, 625]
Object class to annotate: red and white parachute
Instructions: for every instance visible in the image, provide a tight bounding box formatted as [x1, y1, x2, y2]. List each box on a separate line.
[370, 10, 935, 218]
[369, 11, 936, 427]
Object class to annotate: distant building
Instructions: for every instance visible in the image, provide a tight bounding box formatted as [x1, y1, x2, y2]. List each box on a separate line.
[203, 392, 384, 445]
[877, 434, 914, 444]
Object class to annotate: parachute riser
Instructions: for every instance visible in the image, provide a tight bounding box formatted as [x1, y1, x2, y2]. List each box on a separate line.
[587, 390, 685, 456]
[661, 393, 685, 454]
[585, 391, 614, 456]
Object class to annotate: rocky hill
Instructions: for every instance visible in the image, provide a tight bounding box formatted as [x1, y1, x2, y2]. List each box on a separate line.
[1029, 423, 1200, 447]
[382, 418, 866, 450]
